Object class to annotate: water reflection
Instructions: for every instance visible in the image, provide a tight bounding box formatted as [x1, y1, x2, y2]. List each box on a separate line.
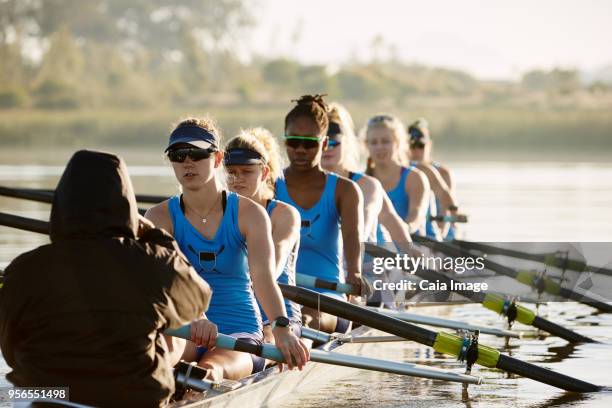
[1, 158, 612, 406]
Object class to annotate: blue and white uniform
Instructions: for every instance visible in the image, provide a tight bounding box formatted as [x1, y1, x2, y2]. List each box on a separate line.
[376, 166, 412, 242]
[169, 192, 262, 339]
[348, 171, 364, 182]
[258, 199, 302, 328]
[275, 173, 345, 300]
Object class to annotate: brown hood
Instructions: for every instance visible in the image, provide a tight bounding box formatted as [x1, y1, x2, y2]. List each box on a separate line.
[49, 150, 139, 241]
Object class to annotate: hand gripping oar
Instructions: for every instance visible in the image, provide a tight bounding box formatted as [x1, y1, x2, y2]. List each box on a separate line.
[412, 235, 612, 313]
[365, 242, 595, 343]
[165, 326, 482, 385]
[0, 186, 167, 205]
[278, 284, 601, 392]
[452, 240, 612, 279]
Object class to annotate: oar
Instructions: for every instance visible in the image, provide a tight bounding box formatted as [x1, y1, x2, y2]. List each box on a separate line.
[365, 242, 595, 343]
[0, 212, 48, 234]
[296, 273, 356, 295]
[429, 214, 468, 223]
[278, 284, 601, 392]
[301, 327, 406, 343]
[366, 307, 522, 338]
[0, 186, 148, 215]
[412, 235, 612, 313]
[165, 326, 482, 385]
[0, 186, 167, 205]
[452, 240, 612, 278]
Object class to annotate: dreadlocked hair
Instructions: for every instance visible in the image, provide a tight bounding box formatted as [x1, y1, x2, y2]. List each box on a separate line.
[284, 94, 330, 134]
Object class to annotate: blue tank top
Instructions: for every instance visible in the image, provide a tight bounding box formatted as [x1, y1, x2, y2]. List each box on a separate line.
[257, 199, 302, 323]
[275, 173, 345, 300]
[169, 192, 262, 337]
[376, 167, 411, 242]
[348, 171, 364, 182]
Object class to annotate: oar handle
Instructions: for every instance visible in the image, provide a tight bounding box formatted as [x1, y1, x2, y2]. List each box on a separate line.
[296, 273, 355, 295]
[429, 214, 468, 223]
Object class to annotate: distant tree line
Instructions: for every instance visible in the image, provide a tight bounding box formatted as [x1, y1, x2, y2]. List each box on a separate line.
[1, 0, 610, 110]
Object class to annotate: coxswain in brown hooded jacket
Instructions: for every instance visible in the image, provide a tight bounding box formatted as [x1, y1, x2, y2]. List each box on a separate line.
[0, 150, 211, 407]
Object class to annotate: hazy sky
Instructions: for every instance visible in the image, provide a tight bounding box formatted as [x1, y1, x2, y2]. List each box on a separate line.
[249, 0, 612, 79]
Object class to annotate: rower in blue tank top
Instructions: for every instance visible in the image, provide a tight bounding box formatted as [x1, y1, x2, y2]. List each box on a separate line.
[276, 173, 344, 300]
[407, 119, 462, 241]
[146, 117, 310, 382]
[278, 94, 366, 335]
[260, 198, 302, 327]
[168, 192, 262, 337]
[376, 166, 412, 242]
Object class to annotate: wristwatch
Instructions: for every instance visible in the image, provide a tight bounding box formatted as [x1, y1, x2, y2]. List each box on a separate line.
[271, 316, 290, 330]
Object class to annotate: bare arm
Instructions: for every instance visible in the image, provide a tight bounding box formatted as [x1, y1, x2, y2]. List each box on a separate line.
[270, 204, 301, 279]
[405, 169, 429, 233]
[239, 198, 309, 368]
[436, 165, 455, 194]
[356, 176, 384, 240]
[336, 178, 364, 295]
[416, 163, 456, 214]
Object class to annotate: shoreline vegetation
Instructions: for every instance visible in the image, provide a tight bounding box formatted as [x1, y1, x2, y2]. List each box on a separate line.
[2, 2, 611, 160]
[1, 105, 610, 156]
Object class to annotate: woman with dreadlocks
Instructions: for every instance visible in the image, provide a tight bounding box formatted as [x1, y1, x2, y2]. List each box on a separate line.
[275, 95, 369, 334]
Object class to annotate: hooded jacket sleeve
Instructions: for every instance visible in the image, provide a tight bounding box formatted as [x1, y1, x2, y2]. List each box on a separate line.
[139, 228, 211, 329]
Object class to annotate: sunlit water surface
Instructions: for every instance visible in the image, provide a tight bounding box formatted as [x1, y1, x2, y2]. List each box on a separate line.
[1, 152, 611, 407]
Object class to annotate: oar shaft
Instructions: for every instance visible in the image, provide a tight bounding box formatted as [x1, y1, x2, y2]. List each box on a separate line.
[166, 326, 481, 384]
[0, 187, 147, 215]
[370, 308, 521, 338]
[414, 236, 612, 313]
[279, 284, 601, 392]
[1, 186, 167, 205]
[0, 212, 48, 234]
[364, 243, 595, 343]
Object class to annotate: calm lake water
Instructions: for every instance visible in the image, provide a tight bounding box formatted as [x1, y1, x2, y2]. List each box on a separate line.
[1, 149, 611, 407]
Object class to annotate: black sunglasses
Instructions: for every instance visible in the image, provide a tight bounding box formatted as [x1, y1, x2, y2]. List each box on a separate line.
[284, 135, 323, 150]
[167, 147, 216, 163]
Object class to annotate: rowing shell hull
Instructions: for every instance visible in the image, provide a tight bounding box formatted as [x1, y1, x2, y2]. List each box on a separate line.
[170, 325, 376, 408]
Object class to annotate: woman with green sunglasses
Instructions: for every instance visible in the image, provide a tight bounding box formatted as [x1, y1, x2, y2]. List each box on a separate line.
[275, 95, 369, 334]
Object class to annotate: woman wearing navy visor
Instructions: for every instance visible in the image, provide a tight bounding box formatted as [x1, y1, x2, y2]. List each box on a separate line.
[145, 118, 309, 382]
[275, 95, 369, 334]
[321, 103, 413, 252]
[224, 128, 302, 343]
[407, 119, 461, 240]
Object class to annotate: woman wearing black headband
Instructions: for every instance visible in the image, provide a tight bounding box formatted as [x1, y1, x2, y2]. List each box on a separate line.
[146, 117, 309, 382]
[224, 128, 303, 344]
[407, 119, 461, 240]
